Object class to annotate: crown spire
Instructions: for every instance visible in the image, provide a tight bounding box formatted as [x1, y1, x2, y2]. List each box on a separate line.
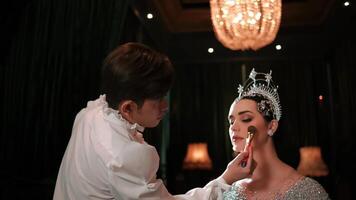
[237, 68, 282, 121]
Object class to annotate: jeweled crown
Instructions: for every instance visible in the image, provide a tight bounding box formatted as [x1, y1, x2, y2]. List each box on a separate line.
[237, 68, 282, 121]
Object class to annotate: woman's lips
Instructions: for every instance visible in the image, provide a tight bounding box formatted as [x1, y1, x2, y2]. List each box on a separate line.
[232, 135, 244, 143]
[232, 136, 245, 153]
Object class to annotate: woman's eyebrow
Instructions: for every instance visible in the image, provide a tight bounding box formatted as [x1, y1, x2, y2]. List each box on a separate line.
[238, 110, 252, 115]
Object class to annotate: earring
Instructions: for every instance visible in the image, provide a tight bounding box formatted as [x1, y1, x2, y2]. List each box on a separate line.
[267, 130, 274, 136]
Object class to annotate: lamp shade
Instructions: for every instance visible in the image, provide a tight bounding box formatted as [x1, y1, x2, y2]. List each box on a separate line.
[210, 0, 282, 50]
[297, 146, 329, 177]
[183, 143, 213, 170]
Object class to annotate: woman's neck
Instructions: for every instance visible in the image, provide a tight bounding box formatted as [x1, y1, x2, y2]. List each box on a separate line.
[239, 139, 301, 199]
[250, 139, 291, 182]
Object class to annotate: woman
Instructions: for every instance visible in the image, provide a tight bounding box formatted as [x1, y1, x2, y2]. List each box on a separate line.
[223, 68, 330, 200]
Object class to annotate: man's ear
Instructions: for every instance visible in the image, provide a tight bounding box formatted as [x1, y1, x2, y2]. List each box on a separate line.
[118, 100, 137, 121]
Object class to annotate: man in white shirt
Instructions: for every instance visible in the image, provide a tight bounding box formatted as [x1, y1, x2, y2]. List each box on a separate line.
[53, 42, 252, 200]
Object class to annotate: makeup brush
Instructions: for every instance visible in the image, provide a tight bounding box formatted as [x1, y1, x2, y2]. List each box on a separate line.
[241, 126, 257, 167]
[244, 126, 257, 152]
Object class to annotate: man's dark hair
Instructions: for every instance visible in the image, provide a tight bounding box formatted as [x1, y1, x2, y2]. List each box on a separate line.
[101, 42, 174, 109]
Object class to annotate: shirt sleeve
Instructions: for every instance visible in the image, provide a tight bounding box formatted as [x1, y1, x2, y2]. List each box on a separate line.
[107, 140, 231, 200]
[108, 142, 175, 200]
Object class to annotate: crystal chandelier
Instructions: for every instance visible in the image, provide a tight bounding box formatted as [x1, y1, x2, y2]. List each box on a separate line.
[210, 0, 282, 50]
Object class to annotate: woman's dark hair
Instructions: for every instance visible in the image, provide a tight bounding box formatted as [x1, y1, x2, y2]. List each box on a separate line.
[241, 94, 275, 122]
[101, 42, 174, 109]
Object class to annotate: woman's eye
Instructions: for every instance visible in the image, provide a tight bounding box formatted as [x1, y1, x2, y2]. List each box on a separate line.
[242, 118, 252, 122]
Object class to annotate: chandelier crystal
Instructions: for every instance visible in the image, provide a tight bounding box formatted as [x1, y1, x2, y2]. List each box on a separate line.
[210, 0, 282, 50]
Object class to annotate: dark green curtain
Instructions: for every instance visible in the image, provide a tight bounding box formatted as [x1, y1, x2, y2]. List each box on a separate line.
[168, 61, 242, 193]
[0, 0, 131, 198]
[328, 35, 356, 199]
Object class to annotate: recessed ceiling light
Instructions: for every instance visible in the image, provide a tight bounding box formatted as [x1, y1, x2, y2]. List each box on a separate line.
[319, 95, 324, 101]
[344, 1, 350, 7]
[208, 48, 214, 53]
[275, 44, 282, 50]
[147, 13, 153, 19]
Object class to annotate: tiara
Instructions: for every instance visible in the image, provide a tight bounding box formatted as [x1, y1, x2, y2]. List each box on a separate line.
[237, 68, 282, 121]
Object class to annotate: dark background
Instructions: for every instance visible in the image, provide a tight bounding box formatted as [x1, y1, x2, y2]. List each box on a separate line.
[1, 0, 355, 199]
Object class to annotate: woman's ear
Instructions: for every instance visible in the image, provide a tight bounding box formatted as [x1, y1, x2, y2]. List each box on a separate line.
[268, 120, 279, 135]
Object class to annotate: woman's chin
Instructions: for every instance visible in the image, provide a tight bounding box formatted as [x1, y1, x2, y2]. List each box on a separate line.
[232, 146, 243, 153]
[232, 146, 239, 153]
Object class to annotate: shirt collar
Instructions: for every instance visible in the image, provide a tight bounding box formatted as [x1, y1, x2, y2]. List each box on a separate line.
[100, 95, 145, 137]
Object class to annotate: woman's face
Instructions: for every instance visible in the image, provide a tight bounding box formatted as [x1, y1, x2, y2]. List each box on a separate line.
[228, 99, 271, 153]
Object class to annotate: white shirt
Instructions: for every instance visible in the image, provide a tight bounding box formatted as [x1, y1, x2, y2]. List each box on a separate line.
[53, 95, 230, 200]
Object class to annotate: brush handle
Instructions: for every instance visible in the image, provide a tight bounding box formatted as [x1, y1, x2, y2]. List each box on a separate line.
[240, 133, 254, 167]
[241, 160, 247, 168]
[243, 133, 254, 151]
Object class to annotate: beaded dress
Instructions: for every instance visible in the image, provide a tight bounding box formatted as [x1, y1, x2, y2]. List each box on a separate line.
[223, 176, 330, 200]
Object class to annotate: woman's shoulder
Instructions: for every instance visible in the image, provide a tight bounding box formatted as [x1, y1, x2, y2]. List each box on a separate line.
[223, 180, 248, 200]
[284, 176, 330, 200]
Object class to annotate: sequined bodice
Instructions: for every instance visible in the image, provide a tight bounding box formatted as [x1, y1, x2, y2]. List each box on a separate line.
[223, 177, 330, 200]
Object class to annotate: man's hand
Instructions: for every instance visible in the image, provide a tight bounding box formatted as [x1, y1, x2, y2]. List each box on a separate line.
[221, 145, 253, 185]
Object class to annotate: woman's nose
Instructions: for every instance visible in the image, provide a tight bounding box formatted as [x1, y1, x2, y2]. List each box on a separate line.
[230, 121, 239, 132]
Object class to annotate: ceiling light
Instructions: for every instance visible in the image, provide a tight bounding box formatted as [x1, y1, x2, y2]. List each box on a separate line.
[208, 48, 214, 53]
[210, 0, 282, 51]
[146, 13, 153, 19]
[275, 44, 282, 50]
